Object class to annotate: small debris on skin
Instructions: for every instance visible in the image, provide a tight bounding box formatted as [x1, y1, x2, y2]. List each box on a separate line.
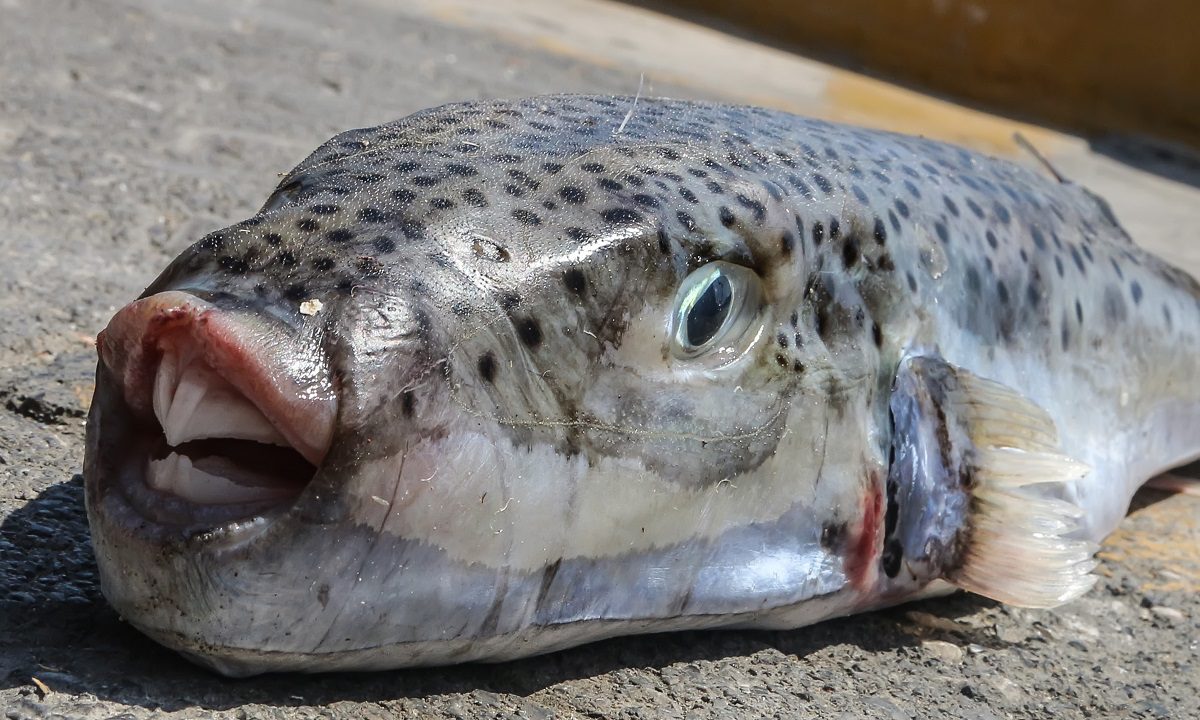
[31, 677, 50, 697]
[299, 299, 324, 316]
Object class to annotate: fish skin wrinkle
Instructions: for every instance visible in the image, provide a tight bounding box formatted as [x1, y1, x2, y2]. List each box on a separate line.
[83, 95, 1200, 676]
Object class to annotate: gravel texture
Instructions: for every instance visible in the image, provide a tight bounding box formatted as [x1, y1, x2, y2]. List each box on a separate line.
[1, 1, 1197, 718]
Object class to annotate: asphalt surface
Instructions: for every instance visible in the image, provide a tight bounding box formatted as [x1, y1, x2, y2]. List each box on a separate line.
[1, 1, 1197, 718]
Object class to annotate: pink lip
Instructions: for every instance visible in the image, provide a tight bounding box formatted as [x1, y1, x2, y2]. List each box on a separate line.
[97, 290, 337, 467]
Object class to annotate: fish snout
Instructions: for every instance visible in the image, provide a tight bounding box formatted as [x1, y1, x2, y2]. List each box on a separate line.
[90, 290, 337, 527]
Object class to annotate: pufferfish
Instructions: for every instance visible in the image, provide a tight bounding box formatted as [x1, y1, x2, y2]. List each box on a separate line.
[84, 95, 1200, 675]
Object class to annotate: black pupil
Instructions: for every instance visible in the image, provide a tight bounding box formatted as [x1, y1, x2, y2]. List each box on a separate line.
[686, 274, 733, 347]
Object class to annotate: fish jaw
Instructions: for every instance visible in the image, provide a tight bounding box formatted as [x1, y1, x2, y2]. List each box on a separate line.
[85, 289, 338, 615]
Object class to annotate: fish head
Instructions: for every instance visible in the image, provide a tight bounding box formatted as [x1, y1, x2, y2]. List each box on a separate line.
[85, 97, 893, 675]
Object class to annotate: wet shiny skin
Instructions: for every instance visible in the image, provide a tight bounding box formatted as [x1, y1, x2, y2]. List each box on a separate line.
[85, 95, 1200, 675]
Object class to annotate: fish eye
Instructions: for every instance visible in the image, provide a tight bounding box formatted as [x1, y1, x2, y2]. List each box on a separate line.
[670, 261, 765, 361]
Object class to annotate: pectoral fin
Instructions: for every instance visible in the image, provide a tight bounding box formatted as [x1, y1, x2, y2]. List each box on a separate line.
[887, 356, 1098, 608]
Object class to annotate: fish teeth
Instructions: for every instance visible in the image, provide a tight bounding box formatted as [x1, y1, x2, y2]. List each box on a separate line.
[155, 352, 289, 448]
[147, 452, 296, 505]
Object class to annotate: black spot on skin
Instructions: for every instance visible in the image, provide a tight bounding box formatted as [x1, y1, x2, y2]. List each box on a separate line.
[654, 229, 672, 255]
[965, 266, 981, 295]
[462, 188, 488, 208]
[888, 209, 901, 234]
[598, 178, 623, 192]
[829, 218, 841, 240]
[401, 391, 416, 418]
[399, 218, 426, 241]
[412, 176, 439, 188]
[943, 195, 959, 217]
[1055, 256, 1065, 277]
[355, 256, 383, 278]
[873, 217, 887, 245]
[985, 230, 998, 249]
[965, 197, 984, 219]
[1031, 228, 1047, 250]
[895, 198, 910, 219]
[566, 227, 592, 242]
[812, 221, 825, 246]
[498, 291, 522, 311]
[446, 163, 478, 177]
[1131, 280, 1143, 304]
[516, 317, 543, 348]
[373, 236, 396, 253]
[563, 268, 587, 294]
[775, 353, 789, 368]
[392, 188, 416, 204]
[934, 222, 949, 244]
[719, 206, 736, 227]
[842, 237, 859, 269]
[218, 256, 249, 274]
[633, 194, 660, 209]
[264, 232, 282, 246]
[1026, 274, 1042, 308]
[735, 194, 766, 222]
[297, 218, 320, 232]
[309, 204, 340, 215]
[581, 162, 605, 173]
[313, 257, 335, 271]
[780, 231, 794, 257]
[559, 186, 586, 204]
[601, 208, 643, 225]
[907, 272, 918, 293]
[676, 211, 697, 233]
[326, 228, 354, 243]
[1076, 300, 1084, 324]
[872, 322, 883, 347]
[1071, 246, 1086, 274]
[1061, 323, 1070, 351]
[430, 198, 455, 210]
[997, 280, 1009, 304]
[285, 284, 306, 301]
[512, 209, 541, 226]
[357, 207, 387, 223]
[478, 353, 497, 383]
[812, 174, 833, 194]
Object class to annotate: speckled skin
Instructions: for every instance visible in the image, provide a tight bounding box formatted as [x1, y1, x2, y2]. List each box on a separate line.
[84, 95, 1200, 675]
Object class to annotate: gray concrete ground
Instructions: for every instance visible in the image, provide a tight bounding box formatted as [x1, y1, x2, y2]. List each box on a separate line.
[1, 1, 1197, 718]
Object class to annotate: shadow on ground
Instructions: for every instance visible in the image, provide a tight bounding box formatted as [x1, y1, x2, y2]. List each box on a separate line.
[0, 477, 996, 712]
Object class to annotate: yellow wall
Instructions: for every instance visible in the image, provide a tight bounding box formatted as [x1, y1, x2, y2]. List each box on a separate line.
[665, 0, 1200, 148]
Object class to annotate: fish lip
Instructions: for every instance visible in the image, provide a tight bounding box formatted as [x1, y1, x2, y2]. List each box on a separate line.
[85, 290, 337, 544]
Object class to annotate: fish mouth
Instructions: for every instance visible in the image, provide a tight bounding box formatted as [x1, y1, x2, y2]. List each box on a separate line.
[89, 290, 337, 538]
